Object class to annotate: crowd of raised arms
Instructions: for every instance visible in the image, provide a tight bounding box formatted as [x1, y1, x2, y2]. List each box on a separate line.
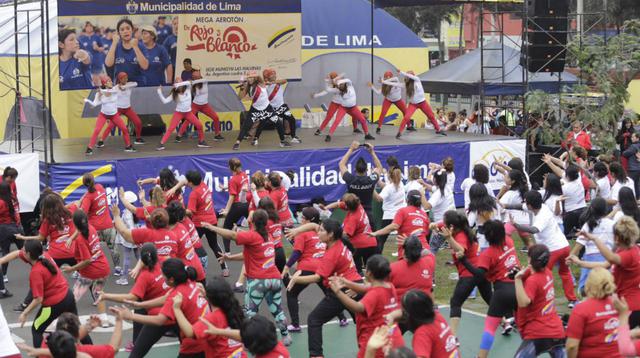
[3, 127, 640, 358]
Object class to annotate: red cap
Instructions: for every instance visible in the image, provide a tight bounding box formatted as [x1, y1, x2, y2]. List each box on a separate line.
[383, 71, 393, 79]
[263, 68, 276, 79]
[328, 71, 338, 79]
[116, 72, 128, 82]
[99, 75, 110, 86]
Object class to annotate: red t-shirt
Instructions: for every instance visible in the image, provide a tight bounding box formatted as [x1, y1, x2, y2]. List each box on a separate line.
[181, 217, 203, 249]
[566, 297, 622, 358]
[476, 237, 519, 283]
[160, 281, 209, 354]
[515, 269, 565, 339]
[0, 198, 18, 224]
[356, 285, 405, 358]
[316, 240, 361, 287]
[192, 309, 247, 358]
[229, 172, 249, 204]
[155, 177, 183, 205]
[80, 184, 112, 231]
[256, 342, 290, 358]
[452, 232, 479, 278]
[389, 254, 435, 300]
[188, 183, 217, 227]
[39, 217, 76, 259]
[170, 223, 206, 282]
[612, 246, 640, 311]
[341, 203, 376, 249]
[130, 264, 170, 315]
[412, 312, 460, 358]
[1, 180, 20, 222]
[236, 231, 280, 279]
[292, 232, 326, 272]
[269, 187, 292, 225]
[78, 344, 116, 358]
[131, 227, 178, 259]
[134, 205, 161, 228]
[268, 220, 284, 249]
[248, 190, 270, 213]
[73, 225, 110, 280]
[19, 251, 68, 306]
[392, 206, 430, 258]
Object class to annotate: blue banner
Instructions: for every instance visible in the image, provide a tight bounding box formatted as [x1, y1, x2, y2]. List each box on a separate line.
[114, 142, 469, 211]
[58, 0, 302, 16]
[49, 160, 118, 204]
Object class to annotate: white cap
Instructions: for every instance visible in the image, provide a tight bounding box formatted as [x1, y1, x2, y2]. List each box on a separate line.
[124, 191, 138, 204]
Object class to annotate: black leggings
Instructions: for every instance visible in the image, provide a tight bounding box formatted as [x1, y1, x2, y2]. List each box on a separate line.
[195, 227, 227, 270]
[376, 219, 393, 254]
[222, 202, 249, 253]
[130, 323, 180, 358]
[353, 246, 377, 274]
[630, 310, 640, 328]
[274, 247, 286, 274]
[514, 338, 566, 358]
[0, 223, 23, 290]
[487, 281, 517, 318]
[450, 276, 493, 318]
[563, 207, 585, 240]
[308, 287, 363, 357]
[32, 289, 77, 348]
[276, 104, 297, 137]
[285, 270, 347, 326]
[237, 106, 283, 142]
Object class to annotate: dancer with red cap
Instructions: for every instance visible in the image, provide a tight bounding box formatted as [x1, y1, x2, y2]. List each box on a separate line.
[264, 68, 301, 144]
[83, 75, 135, 155]
[313, 71, 361, 137]
[326, 77, 375, 142]
[176, 70, 224, 142]
[98, 72, 144, 147]
[397, 70, 445, 138]
[156, 77, 210, 151]
[367, 71, 406, 135]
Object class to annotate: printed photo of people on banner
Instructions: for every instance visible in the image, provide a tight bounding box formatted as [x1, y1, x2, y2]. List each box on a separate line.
[56, 0, 302, 90]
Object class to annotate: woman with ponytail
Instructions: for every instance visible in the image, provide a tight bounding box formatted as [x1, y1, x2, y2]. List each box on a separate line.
[389, 235, 435, 303]
[285, 219, 363, 357]
[62, 209, 111, 327]
[367, 71, 406, 135]
[220, 158, 250, 253]
[0, 240, 77, 347]
[137, 168, 183, 205]
[97, 243, 170, 351]
[203, 209, 292, 346]
[112, 258, 206, 358]
[0, 181, 23, 297]
[166, 201, 206, 284]
[172, 276, 247, 358]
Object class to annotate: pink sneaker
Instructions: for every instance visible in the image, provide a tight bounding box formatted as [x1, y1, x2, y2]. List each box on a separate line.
[125, 341, 134, 352]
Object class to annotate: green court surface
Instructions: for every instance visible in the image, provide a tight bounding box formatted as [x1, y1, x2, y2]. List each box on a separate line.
[116, 307, 523, 357]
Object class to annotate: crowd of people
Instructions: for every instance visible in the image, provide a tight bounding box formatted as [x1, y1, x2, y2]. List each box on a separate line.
[2, 119, 640, 357]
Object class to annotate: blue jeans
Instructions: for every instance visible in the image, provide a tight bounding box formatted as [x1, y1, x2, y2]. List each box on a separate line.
[515, 338, 566, 358]
[578, 253, 606, 293]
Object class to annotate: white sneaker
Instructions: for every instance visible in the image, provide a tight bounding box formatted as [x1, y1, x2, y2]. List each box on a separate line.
[116, 277, 129, 286]
[391, 251, 399, 257]
[3, 277, 7, 283]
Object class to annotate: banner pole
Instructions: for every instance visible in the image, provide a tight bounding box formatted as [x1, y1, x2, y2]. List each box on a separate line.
[370, 0, 374, 123]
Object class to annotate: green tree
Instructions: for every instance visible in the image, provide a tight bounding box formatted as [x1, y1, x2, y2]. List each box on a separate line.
[526, 19, 640, 152]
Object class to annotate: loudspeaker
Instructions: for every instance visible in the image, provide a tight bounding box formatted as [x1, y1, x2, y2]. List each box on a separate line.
[521, 0, 569, 72]
[138, 114, 166, 136]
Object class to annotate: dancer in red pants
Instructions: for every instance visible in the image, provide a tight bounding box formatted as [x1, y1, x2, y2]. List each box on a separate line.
[367, 71, 406, 135]
[84, 75, 135, 155]
[98, 72, 144, 147]
[156, 78, 210, 151]
[396, 70, 446, 138]
[313, 72, 360, 136]
[177, 70, 224, 142]
[324, 78, 375, 143]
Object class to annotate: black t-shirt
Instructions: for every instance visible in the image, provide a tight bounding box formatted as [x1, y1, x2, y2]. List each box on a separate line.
[342, 172, 379, 212]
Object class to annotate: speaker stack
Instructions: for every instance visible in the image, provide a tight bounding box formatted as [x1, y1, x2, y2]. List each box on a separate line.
[521, 0, 569, 73]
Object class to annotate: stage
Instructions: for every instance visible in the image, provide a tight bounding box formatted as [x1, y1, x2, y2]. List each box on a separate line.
[23, 127, 526, 208]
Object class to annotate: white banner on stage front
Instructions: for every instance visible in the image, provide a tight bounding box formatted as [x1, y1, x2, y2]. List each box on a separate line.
[469, 139, 527, 192]
[0, 153, 39, 212]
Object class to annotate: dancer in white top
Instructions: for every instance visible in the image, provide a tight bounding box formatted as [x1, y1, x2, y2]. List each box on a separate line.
[84, 75, 135, 155]
[367, 71, 407, 135]
[396, 69, 445, 138]
[320, 77, 374, 142]
[313, 71, 360, 136]
[264, 68, 301, 144]
[232, 71, 288, 151]
[176, 70, 224, 142]
[156, 77, 209, 150]
[98, 72, 144, 147]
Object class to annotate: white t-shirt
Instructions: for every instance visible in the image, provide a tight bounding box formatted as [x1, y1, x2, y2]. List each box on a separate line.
[539, 190, 563, 225]
[576, 218, 615, 255]
[404, 180, 423, 195]
[0, 305, 19, 357]
[529, 205, 569, 252]
[428, 187, 455, 222]
[467, 208, 500, 249]
[596, 177, 611, 199]
[500, 190, 530, 225]
[461, 179, 495, 209]
[446, 172, 456, 193]
[379, 183, 406, 220]
[561, 178, 586, 212]
[610, 178, 636, 202]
